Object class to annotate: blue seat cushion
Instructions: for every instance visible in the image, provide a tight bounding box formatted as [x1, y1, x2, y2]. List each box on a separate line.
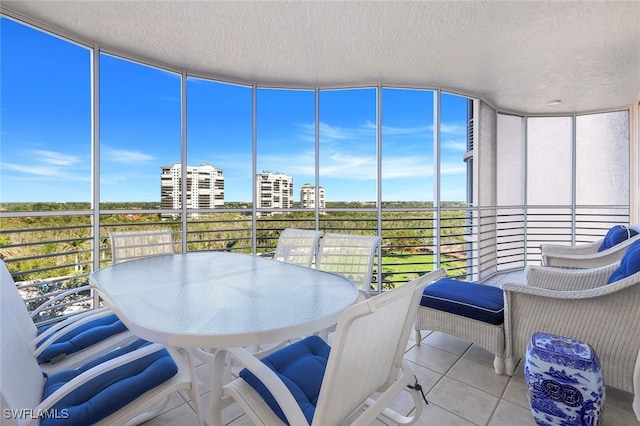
[41, 338, 177, 426]
[608, 240, 640, 283]
[37, 313, 128, 364]
[420, 278, 504, 325]
[598, 225, 638, 252]
[239, 335, 330, 425]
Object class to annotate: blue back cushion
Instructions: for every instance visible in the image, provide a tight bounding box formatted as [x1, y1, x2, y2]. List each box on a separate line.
[41, 339, 177, 426]
[37, 313, 128, 364]
[239, 335, 330, 425]
[421, 278, 504, 325]
[608, 240, 640, 283]
[598, 225, 638, 252]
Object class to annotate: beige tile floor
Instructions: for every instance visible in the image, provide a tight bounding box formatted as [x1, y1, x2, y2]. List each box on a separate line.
[143, 271, 640, 425]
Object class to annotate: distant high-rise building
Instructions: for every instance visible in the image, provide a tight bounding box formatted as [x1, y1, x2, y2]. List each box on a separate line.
[256, 171, 293, 215]
[161, 163, 224, 217]
[300, 183, 326, 209]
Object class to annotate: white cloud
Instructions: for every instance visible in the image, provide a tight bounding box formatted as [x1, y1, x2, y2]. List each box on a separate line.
[1, 149, 89, 181]
[441, 162, 468, 176]
[297, 121, 377, 146]
[381, 123, 431, 136]
[269, 118, 469, 184]
[101, 146, 156, 164]
[319, 152, 376, 180]
[441, 139, 467, 152]
[30, 150, 81, 166]
[318, 122, 353, 141]
[299, 120, 465, 145]
[3, 163, 60, 176]
[2, 162, 90, 181]
[440, 123, 467, 136]
[381, 156, 434, 179]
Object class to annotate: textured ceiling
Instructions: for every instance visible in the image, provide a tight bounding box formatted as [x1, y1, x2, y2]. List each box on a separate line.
[3, 1, 640, 114]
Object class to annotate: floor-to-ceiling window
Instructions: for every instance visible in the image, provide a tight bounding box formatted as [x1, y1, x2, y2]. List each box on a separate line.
[439, 92, 472, 275]
[1, 17, 93, 280]
[255, 88, 316, 250]
[318, 88, 378, 207]
[98, 54, 182, 263]
[186, 79, 252, 251]
[99, 55, 181, 207]
[380, 88, 435, 288]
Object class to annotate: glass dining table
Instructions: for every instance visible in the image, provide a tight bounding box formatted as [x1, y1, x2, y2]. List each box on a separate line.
[89, 251, 359, 425]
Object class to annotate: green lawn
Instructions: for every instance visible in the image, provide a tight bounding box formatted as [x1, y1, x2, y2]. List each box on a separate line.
[381, 252, 466, 286]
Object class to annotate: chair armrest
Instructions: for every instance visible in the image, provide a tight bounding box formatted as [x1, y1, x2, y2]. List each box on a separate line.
[29, 284, 93, 319]
[28, 343, 166, 426]
[503, 282, 589, 299]
[502, 275, 640, 393]
[524, 263, 616, 291]
[225, 347, 309, 426]
[504, 270, 639, 300]
[31, 307, 116, 355]
[541, 238, 602, 257]
[544, 237, 638, 268]
[543, 251, 625, 268]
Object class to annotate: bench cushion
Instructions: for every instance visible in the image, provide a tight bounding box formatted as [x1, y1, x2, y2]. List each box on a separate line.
[239, 335, 330, 425]
[420, 278, 504, 325]
[37, 313, 128, 364]
[41, 339, 177, 426]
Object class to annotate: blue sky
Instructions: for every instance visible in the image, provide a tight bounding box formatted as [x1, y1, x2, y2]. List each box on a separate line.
[1, 16, 469, 204]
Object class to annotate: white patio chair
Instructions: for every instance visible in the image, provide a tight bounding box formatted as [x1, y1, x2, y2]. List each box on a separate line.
[109, 228, 176, 264]
[541, 224, 640, 268]
[0, 229, 177, 373]
[503, 239, 640, 421]
[273, 228, 323, 267]
[220, 268, 446, 426]
[249, 228, 324, 356]
[313, 233, 382, 339]
[252, 228, 322, 356]
[0, 300, 203, 426]
[315, 233, 382, 297]
[0, 259, 136, 374]
[28, 229, 176, 322]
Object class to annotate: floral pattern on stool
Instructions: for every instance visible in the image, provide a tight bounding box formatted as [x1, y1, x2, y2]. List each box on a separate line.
[524, 332, 605, 426]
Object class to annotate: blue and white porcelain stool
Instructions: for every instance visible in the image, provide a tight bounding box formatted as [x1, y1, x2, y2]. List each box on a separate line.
[524, 332, 605, 426]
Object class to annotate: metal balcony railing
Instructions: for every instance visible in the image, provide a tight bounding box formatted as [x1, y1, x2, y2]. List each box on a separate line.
[0, 204, 630, 327]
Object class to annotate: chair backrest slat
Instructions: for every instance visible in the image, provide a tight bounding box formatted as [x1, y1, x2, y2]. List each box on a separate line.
[273, 228, 323, 268]
[109, 229, 175, 264]
[315, 233, 381, 294]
